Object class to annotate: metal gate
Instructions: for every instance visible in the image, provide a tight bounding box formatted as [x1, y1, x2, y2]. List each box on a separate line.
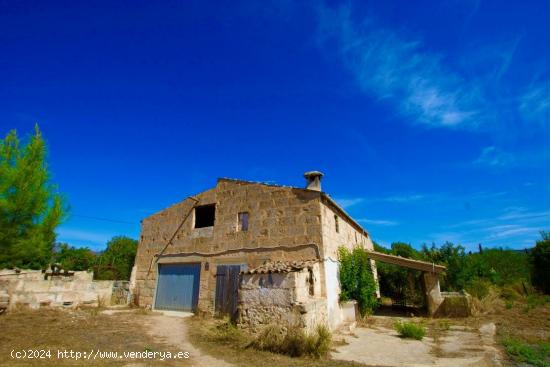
[155, 263, 201, 312]
[215, 265, 241, 318]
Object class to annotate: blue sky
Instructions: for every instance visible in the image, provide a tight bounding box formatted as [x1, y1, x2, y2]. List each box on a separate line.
[1, 0, 549, 251]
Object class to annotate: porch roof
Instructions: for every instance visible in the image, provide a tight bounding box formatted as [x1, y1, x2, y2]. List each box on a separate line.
[366, 251, 446, 274]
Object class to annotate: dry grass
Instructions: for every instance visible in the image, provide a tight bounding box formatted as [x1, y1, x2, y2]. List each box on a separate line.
[0, 308, 181, 366]
[186, 316, 365, 367]
[460, 291, 550, 366]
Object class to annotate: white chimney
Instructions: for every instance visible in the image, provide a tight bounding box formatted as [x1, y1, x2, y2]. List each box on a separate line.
[304, 171, 324, 191]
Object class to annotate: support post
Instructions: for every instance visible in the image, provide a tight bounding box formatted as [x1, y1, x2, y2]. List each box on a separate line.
[422, 272, 443, 316]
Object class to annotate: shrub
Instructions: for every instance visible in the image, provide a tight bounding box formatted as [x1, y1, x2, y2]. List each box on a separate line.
[394, 321, 426, 340]
[531, 232, 550, 294]
[306, 325, 332, 358]
[338, 246, 378, 316]
[249, 324, 284, 352]
[279, 325, 307, 357]
[250, 324, 332, 358]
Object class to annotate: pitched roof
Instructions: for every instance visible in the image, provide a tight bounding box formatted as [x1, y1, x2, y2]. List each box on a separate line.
[241, 259, 319, 274]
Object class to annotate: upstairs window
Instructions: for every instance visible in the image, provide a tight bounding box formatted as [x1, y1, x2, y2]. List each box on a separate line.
[195, 204, 215, 228]
[334, 215, 339, 233]
[238, 212, 249, 232]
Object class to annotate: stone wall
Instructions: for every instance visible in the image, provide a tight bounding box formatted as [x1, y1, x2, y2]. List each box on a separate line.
[0, 269, 115, 309]
[238, 264, 327, 332]
[135, 179, 324, 310]
[319, 198, 375, 259]
[319, 198, 379, 329]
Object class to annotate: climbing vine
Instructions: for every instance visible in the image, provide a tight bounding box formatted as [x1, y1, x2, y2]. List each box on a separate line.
[338, 246, 378, 316]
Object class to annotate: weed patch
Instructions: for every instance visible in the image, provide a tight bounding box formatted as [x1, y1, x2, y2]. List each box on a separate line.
[249, 324, 332, 358]
[502, 338, 550, 367]
[394, 321, 426, 340]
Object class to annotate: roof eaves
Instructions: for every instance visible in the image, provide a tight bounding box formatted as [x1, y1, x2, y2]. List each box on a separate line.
[321, 193, 370, 238]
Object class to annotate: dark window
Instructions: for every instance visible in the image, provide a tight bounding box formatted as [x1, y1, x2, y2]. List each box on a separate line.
[238, 212, 249, 231]
[335, 215, 339, 233]
[308, 269, 315, 296]
[195, 204, 215, 228]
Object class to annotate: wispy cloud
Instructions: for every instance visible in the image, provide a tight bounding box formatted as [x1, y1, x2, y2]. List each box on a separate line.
[497, 208, 550, 221]
[334, 197, 364, 209]
[434, 207, 549, 249]
[381, 194, 426, 203]
[520, 81, 550, 126]
[357, 218, 398, 226]
[317, 4, 484, 128]
[474, 146, 514, 167]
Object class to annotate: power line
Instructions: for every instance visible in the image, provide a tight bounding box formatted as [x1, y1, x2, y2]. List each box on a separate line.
[72, 214, 137, 225]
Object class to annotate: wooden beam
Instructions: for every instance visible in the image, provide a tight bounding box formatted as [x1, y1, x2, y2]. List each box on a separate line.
[366, 251, 446, 273]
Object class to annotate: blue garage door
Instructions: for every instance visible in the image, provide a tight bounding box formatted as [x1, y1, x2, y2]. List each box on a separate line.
[155, 263, 201, 312]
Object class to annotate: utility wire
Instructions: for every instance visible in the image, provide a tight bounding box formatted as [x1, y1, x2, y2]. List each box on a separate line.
[72, 214, 137, 225]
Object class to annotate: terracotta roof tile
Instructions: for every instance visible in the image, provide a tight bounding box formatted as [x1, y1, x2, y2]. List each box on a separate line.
[241, 259, 319, 274]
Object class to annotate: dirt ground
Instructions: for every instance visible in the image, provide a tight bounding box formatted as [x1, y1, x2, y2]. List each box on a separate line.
[1, 302, 548, 367]
[332, 316, 502, 367]
[0, 308, 229, 367]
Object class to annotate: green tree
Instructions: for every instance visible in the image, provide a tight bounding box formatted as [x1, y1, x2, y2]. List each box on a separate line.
[95, 236, 138, 280]
[0, 125, 65, 269]
[53, 243, 97, 271]
[531, 231, 550, 294]
[378, 242, 424, 305]
[338, 246, 378, 316]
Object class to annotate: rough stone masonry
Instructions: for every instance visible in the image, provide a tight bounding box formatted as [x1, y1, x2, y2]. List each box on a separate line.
[134, 172, 378, 330]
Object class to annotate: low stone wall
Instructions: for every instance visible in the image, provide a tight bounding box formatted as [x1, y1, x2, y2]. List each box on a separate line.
[436, 292, 472, 317]
[238, 264, 327, 332]
[0, 269, 118, 309]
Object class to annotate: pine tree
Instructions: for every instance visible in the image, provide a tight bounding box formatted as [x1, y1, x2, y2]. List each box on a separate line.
[0, 125, 65, 268]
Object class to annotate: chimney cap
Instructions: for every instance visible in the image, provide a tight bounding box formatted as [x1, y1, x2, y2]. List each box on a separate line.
[304, 170, 324, 179]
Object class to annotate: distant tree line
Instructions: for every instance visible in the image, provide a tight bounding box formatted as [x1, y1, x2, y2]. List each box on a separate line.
[374, 232, 550, 304]
[54, 236, 138, 280]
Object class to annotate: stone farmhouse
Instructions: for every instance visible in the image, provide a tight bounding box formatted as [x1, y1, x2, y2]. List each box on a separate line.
[134, 172, 381, 330]
[133, 172, 456, 330]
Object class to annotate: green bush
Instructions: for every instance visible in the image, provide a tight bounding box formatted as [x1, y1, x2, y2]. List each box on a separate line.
[394, 321, 426, 340]
[338, 246, 378, 316]
[531, 232, 550, 294]
[94, 236, 138, 280]
[54, 243, 96, 271]
[250, 324, 332, 358]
